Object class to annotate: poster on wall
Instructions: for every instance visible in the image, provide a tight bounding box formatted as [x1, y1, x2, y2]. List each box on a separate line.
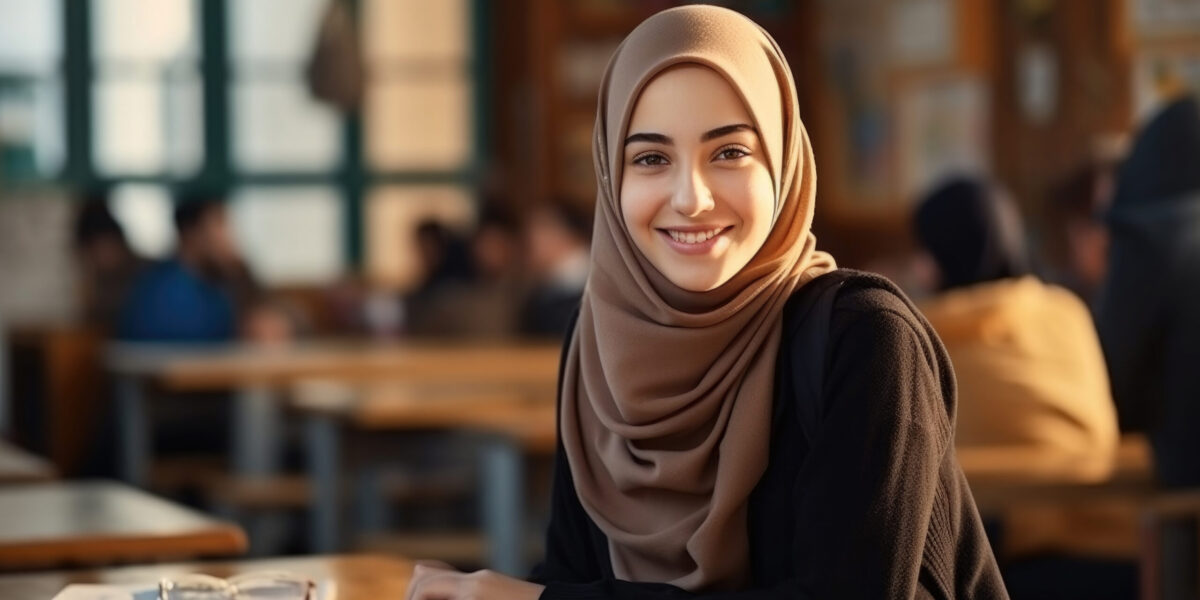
[896, 76, 990, 202]
[888, 0, 955, 67]
[820, 0, 893, 204]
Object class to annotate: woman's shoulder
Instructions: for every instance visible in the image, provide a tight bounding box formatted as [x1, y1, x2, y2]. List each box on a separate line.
[784, 269, 929, 337]
[782, 270, 953, 402]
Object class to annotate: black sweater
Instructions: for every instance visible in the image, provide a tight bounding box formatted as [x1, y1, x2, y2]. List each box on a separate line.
[532, 273, 1009, 599]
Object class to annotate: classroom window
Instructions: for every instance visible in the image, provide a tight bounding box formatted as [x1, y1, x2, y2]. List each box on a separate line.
[109, 183, 177, 259]
[91, 0, 202, 177]
[363, 0, 473, 171]
[229, 0, 340, 173]
[230, 186, 345, 286]
[231, 80, 341, 172]
[0, 0, 63, 180]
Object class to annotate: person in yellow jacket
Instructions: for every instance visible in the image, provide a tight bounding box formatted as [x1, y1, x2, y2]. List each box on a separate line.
[914, 177, 1133, 598]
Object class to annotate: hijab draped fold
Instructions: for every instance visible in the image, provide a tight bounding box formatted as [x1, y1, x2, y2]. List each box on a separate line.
[560, 5, 836, 591]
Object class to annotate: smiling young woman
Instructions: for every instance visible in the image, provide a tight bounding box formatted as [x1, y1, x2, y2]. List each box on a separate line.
[405, 6, 1009, 600]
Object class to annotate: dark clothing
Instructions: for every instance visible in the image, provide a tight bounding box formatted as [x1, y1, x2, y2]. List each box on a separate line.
[533, 272, 1008, 599]
[1110, 96, 1200, 211]
[117, 259, 236, 343]
[1097, 195, 1200, 482]
[1097, 96, 1200, 487]
[1095, 96, 1200, 600]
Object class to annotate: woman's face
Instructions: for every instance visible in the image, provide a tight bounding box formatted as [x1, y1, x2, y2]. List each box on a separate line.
[620, 64, 775, 292]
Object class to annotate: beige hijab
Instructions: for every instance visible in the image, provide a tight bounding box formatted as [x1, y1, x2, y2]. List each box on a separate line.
[560, 5, 837, 592]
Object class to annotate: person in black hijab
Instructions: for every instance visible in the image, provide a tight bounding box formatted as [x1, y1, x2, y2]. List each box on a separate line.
[915, 176, 1131, 600]
[913, 176, 1030, 290]
[1096, 94, 1200, 600]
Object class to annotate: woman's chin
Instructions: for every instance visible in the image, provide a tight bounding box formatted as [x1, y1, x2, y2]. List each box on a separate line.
[662, 266, 735, 293]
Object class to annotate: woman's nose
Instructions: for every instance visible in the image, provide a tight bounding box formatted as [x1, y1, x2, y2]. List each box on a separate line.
[671, 166, 715, 217]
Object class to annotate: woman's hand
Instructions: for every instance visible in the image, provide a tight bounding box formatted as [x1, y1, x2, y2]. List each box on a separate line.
[405, 563, 545, 600]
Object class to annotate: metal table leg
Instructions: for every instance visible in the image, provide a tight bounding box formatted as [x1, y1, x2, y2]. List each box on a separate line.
[481, 435, 525, 576]
[115, 375, 149, 486]
[307, 413, 341, 553]
[231, 385, 287, 555]
[232, 385, 282, 475]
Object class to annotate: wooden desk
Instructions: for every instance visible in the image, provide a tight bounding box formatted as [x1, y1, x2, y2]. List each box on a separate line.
[0, 481, 247, 570]
[0, 440, 56, 484]
[960, 435, 1200, 600]
[104, 340, 560, 486]
[296, 381, 558, 576]
[0, 553, 412, 600]
[300, 380, 557, 449]
[106, 340, 562, 390]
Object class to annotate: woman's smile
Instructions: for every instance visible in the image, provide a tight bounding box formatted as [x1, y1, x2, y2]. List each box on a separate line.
[657, 225, 734, 254]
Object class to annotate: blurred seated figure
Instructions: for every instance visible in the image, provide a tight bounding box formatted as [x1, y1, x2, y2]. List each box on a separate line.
[518, 201, 590, 338]
[914, 176, 1117, 479]
[1096, 95, 1200, 600]
[1044, 159, 1118, 306]
[1097, 94, 1200, 485]
[914, 176, 1128, 599]
[117, 188, 289, 344]
[73, 190, 145, 330]
[405, 206, 522, 338]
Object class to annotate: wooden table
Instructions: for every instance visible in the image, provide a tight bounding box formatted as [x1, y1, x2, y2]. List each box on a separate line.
[105, 340, 561, 486]
[960, 435, 1200, 600]
[295, 380, 558, 576]
[0, 553, 412, 600]
[0, 440, 56, 484]
[0, 481, 247, 570]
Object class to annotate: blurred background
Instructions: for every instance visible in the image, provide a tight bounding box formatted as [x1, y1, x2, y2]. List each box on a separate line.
[1, 0, 1191, 330]
[0, 0, 1199, 599]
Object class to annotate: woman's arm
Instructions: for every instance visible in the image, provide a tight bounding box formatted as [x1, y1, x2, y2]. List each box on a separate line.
[784, 299, 954, 598]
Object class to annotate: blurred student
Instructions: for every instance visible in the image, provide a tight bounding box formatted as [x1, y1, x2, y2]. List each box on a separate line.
[117, 190, 288, 344]
[1097, 94, 1200, 483]
[1044, 160, 1118, 306]
[405, 207, 523, 338]
[1096, 95, 1200, 600]
[73, 191, 145, 330]
[914, 176, 1117, 478]
[914, 176, 1128, 599]
[519, 201, 590, 338]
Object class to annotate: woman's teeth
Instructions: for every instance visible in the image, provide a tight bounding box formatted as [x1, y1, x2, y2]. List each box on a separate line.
[668, 228, 723, 244]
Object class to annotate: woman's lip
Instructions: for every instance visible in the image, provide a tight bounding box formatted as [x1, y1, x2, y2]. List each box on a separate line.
[656, 226, 731, 255]
[658, 224, 729, 233]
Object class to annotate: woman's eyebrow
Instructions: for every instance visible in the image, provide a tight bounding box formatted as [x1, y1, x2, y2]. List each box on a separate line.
[700, 123, 755, 141]
[624, 132, 672, 146]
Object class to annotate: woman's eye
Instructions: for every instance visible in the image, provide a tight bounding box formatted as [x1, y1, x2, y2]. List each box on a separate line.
[715, 147, 749, 161]
[633, 153, 668, 167]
